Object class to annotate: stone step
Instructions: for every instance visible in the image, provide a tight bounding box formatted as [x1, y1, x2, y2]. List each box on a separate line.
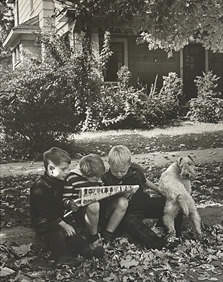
[0, 226, 43, 249]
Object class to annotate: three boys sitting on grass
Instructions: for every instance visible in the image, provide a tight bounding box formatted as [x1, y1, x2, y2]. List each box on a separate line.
[30, 146, 183, 268]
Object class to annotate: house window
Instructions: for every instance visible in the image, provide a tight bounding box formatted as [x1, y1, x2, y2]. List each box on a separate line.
[13, 44, 21, 67]
[104, 38, 128, 82]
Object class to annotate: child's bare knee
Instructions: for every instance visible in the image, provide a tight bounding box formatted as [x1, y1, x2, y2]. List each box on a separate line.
[117, 197, 128, 210]
[86, 202, 100, 214]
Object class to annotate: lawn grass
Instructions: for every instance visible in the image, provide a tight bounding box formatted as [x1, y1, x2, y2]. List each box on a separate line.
[1, 121, 222, 162]
[73, 120, 223, 140]
[71, 121, 223, 158]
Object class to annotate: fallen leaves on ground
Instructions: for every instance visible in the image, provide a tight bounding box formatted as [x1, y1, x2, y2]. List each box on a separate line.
[0, 226, 223, 282]
[0, 162, 223, 281]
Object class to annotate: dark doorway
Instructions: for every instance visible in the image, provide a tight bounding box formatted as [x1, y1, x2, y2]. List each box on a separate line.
[183, 43, 205, 100]
[104, 42, 124, 81]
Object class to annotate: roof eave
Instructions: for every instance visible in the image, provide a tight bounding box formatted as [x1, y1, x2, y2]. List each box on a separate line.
[56, 8, 77, 22]
[3, 26, 39, 48]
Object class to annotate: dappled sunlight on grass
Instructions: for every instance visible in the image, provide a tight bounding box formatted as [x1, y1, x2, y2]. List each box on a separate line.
[70, 121, 223, 140]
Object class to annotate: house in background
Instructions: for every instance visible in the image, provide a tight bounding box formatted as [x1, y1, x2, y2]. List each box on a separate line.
[4, 0, 223, 99]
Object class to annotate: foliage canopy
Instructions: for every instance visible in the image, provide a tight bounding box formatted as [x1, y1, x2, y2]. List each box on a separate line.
[56, 0, 223, 55]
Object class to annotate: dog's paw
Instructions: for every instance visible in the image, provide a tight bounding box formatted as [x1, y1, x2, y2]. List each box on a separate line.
[166, 233, 177, 243]
[165, 237, 181, 251]
[194, 233, 204, 242]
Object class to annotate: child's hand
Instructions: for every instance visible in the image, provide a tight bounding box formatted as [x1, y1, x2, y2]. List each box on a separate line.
[59, 221, 76, 236]
[69, 200, 79, 212]
[122, 191, 132, 199]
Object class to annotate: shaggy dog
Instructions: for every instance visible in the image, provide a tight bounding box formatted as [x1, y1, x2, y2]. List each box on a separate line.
[158, 155, 202, 240]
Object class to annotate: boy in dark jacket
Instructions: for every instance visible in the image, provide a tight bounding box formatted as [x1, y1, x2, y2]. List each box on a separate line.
[102, 145, 182, 250]
[30, 147, 104, 268]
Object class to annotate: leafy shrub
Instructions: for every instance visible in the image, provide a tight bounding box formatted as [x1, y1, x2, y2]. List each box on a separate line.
[117, 65, 131, 88]
[187, 71, 223, 122]
[143, 72, 183, 126]
[0, 30, 102, 160]
[100, 83, 148, 129]
[99, 66, 148, 129]
[100, 70, 183, 129]
[159, 72, 182, 102]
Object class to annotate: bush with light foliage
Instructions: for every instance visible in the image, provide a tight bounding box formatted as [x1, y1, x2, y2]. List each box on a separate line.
[100, 69, 183, 129]
[187, 71, 223, 123]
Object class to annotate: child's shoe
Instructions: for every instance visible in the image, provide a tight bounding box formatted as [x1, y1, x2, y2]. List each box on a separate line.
[85, 233, 104, 258]
[82, 244, 104, 258]
[89, 233, 104, 247]
[56, 256, 83, 268]
[102, 230, 114, 244]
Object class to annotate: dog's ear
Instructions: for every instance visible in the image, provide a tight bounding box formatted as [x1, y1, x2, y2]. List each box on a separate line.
[178, 157, 183, 166]
[188, 155, 195, 163]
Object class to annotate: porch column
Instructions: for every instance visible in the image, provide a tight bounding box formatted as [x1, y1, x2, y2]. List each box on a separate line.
[91, 28, 102, 78]
[74, 31, 83, 55]
[205, 50, 208, 72]
[180, 49, 183, 93]
[69, 20, 77, 51]
[91, 28, 100, 59]
[180, 49, 183, 80]
[39, 0, 54, 62]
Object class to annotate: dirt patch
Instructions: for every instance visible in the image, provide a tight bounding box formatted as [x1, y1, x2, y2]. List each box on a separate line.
[183, 206, 223, 230]
[1, 148, 223, 177]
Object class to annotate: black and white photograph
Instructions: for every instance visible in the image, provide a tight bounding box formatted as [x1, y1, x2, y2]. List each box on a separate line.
[0, 1, 223, 281]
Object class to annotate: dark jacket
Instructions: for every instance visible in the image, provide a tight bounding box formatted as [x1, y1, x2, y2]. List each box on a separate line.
[102, 163, 147, 200]
[30, 172, 65, 235]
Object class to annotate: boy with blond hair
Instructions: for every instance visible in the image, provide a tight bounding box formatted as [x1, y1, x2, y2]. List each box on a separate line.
[30, 147, 104, 268]
[102, 145, 183, 250]
[64, 153, 128, 245]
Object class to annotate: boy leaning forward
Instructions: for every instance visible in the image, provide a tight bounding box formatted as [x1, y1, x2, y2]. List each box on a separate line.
[102, 145, 183, 250]
[63, 153, 128, 245]
[30, 147, 104, 268]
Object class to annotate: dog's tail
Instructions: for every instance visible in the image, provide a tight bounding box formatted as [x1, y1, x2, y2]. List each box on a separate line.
[177, 194, 189, 216]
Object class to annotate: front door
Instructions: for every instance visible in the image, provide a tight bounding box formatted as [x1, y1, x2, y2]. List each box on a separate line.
[104, 42, 124, 81]
[183, 44, 205, 100]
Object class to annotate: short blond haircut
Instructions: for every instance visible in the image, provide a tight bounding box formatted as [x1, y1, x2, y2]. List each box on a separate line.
[108, 145, 131, 167]
[43, 147, 71, 170]
[80, 154, 105, 177]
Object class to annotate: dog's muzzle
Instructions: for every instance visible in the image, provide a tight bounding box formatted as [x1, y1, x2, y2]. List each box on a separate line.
[180, 170, 196, 180]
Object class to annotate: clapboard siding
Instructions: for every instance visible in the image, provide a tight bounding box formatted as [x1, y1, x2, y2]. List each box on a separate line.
[34, 0, 42, 15]
[39, 0, 54, 29]
[19, 0, 32, 24]
[17, 0, 54, 27]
